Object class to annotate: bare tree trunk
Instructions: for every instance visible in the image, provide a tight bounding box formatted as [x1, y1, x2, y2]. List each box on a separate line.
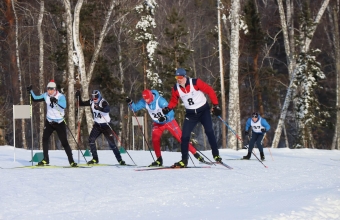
[37, 0, 45, 150]
[11, 0, 27, 149]
[217, 0, 226, 149]
[330, 6, 340, 150]
[227, 0, 241, 150]
[63, 0, 76, 150]
[272, 0, 330, 148]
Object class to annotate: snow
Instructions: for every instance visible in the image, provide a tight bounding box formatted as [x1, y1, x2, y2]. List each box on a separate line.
[1, 146, 340, 220]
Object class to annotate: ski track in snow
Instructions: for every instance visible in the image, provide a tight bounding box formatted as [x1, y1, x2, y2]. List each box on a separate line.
[0, 146, 339, 220]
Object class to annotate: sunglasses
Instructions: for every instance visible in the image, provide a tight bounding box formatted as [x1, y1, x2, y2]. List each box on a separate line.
[252, 115, 258, 118]
[175, 75, 185, 80]
[92, 94, 99, 99]
[47, 87, 55, 90]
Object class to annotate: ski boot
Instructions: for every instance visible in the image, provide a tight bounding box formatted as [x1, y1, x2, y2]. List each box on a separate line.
[37, 158, 49, 166]
[172, 159, 188, 168]
[148, 156, 163, 167]
[87, 157, 99, 164]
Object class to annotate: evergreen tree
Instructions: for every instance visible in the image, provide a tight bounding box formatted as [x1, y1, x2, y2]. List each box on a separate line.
[157, 8, 192, 99]
[135, 0, 161, 90]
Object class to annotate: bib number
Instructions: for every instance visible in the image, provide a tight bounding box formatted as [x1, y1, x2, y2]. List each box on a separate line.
[93, 112, 102, 118]
[152, 112, 164, 119]
[187, 98, 194, 105]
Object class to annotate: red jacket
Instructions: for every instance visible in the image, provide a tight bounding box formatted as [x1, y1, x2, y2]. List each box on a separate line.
[167, 78, 219, 109]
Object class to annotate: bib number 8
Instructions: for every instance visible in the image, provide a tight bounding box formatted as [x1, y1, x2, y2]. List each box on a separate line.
[187, 98, 194, 105]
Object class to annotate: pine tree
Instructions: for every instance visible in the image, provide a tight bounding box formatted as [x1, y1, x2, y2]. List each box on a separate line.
[157, 8, 192, 99]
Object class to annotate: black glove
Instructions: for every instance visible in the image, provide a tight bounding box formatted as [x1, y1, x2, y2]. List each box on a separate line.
[245, 130, 249, 136]
[158, 116, 167, 122]
[261, 128, 266, 132]
[75, 90, 81, 97]
[212, 105, 222, 116]
[94, 104, 104, 111]
[26, 85, 32, 92]
[162, 107, 171, 115]
[50, 97, 57, 104]
[125, 97, 132, 105]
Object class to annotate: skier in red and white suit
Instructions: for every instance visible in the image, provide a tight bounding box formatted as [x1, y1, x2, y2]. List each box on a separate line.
[126, 89, 206, 167]
[162, 68, 223, 168]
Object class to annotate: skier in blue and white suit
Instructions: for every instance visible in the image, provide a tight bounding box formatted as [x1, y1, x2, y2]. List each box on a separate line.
[126, 89, 204, 167]
[27, 80, 77, 167]
[243, 112, 270, 161]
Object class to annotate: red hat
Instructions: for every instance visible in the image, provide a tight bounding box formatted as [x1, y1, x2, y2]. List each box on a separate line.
[142, 90, 154, 104]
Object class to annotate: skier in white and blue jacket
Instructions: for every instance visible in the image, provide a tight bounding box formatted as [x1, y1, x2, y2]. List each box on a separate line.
[243, 112, 270, 161]
[27, 80, 77, 167]
[126, 89, 205, 167]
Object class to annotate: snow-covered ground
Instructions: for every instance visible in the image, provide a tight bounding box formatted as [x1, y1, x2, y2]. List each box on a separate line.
[0, 146, 340, 220]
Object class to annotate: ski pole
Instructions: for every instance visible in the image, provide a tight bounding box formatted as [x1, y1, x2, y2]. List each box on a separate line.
[29, 93, 34, 166]
[217, 116, 267, 168]
[247, 134, 257, 157]
[102, 116, 136, 165]
[127, 103, 155, 162]
[54, 104, 88, 163]
[263, 133, 274, 161]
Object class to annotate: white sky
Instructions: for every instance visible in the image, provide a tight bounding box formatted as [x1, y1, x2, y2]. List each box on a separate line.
[0, 146, 340, 220]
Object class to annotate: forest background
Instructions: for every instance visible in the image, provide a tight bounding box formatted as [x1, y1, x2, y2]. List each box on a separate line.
[0, 0, 339, 153]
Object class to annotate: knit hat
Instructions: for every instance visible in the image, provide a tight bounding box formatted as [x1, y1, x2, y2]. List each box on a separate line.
[252, 112, 259, 118]
[47, 80, 56, 88]
[175, 68, 186, 76]
[142, 89, 154, 104]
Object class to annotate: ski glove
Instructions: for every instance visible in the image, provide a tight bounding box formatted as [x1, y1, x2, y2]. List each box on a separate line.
[158, 116, 167, 123]
[50, 97, 58, 104]
[212, 105, 222, 116]
[75, 90, 81, 98]
[261, 128, 266, 132]
[125, 97, 132, 105]
[26, 85, 32, 92]
[245, 130, 249, 136]
[162, 107, 171, 115]
[94, 104, 104, 111]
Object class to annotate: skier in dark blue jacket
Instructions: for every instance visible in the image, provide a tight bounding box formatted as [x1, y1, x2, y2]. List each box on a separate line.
[243, 112, 270, 160]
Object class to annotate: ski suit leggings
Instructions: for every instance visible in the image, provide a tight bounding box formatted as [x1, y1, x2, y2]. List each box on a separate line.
[248, 132, 265, 153]
[88, 123, 122, 161]
[151, 119, 197, 158]
[42, 119, 73, 163]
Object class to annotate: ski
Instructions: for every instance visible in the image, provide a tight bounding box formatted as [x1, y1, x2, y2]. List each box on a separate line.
[12, 165, 92, 169]
[201, 161, 233, 169]
[135, 166, 211, 171]
[77, 163, 136, 167]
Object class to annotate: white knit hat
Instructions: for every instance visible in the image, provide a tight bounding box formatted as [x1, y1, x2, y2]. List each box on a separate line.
[47, 80, 56, 88]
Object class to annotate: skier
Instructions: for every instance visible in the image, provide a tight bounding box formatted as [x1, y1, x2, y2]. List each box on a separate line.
[126, 89, 207, 167]
[76, 90, 126, 165]
[243, 112, 270, 161]
[162, 68, 223, 168]
[26, 80, 77, 167]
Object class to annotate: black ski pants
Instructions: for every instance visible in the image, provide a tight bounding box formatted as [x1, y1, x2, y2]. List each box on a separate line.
[181, 104, 219, 160]
[42, 119, 74, 163]
[88, 123, 122, 162]
[248, 132, 265, 154]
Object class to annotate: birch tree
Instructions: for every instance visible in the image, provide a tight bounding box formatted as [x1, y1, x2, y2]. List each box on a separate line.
[37, 0, 45, 150]
[271, 0, 330, 148]
[62, 0, 77, 150]
[327, 4, 340, 150]
[228, 0, 241, 150]
[11, 0, 27, 149]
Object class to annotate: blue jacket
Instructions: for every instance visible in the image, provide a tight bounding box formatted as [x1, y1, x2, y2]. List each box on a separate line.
[129, 90, 174, 124]
[245, 115, 270, 134]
